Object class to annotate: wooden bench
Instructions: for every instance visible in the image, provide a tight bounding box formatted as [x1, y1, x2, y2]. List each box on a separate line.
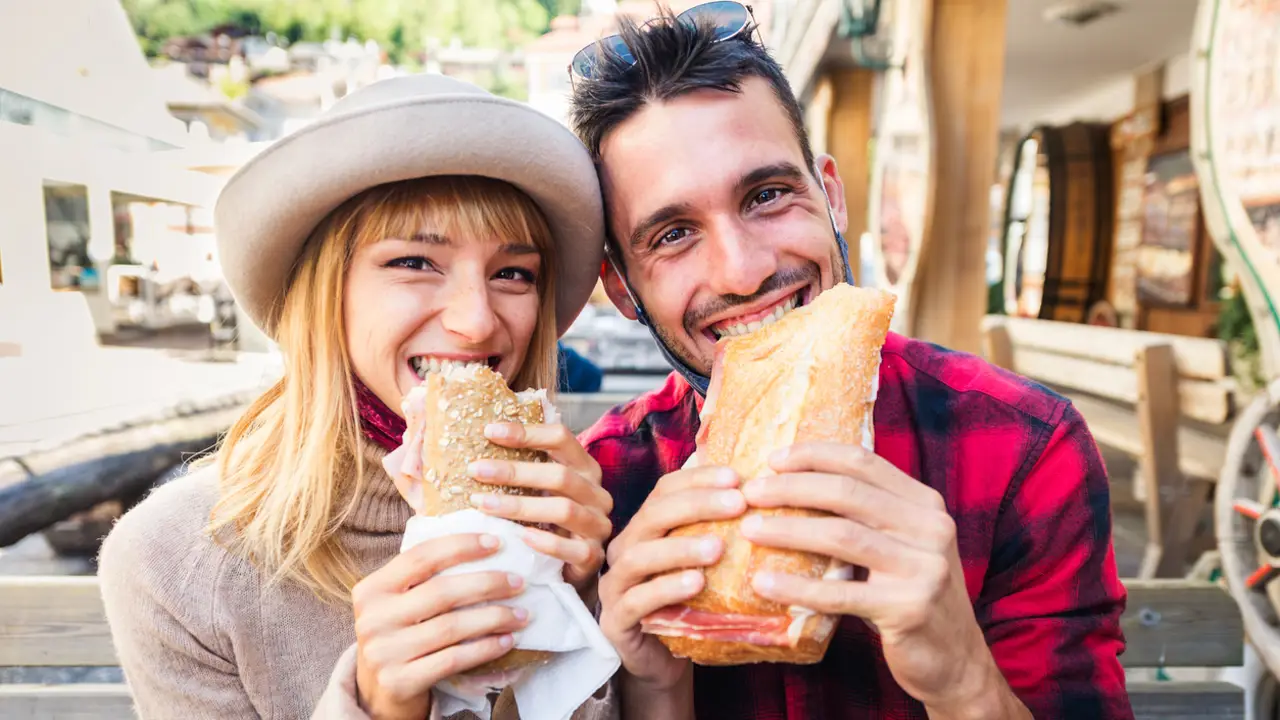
[0, 575, 1244, 718]
[981, 315, 1238, 579]
[0, 576, 132, 719]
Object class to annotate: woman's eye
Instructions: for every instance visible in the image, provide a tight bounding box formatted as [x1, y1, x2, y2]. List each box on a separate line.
[749, 187, 789, 208]
[656, 227, 692, 247]
[386, 256, 433, 271]
[495, 267, 536, 283]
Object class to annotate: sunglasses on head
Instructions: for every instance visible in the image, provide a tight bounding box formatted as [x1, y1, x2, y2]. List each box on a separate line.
[569, 1, 758, 82]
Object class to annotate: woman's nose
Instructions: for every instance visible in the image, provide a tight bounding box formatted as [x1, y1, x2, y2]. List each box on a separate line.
[439, 279, 499, 342]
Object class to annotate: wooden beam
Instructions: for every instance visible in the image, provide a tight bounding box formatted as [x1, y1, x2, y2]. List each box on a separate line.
[1127, 681, 1243, 720]
[1003, 347, 1233, 424]
[827, 67, 876, 284]
[0, 684, 135, 720]
[0, 576, 116, 667]
[1119, 580, 1243, 668]
[911, 0, 1008, 354]
[980, 315, 1231, 380]
[0, 404, 240, 547]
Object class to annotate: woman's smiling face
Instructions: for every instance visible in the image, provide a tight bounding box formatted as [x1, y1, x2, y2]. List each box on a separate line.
[345, 228, 541, 412]
[338, 177, 555, 415]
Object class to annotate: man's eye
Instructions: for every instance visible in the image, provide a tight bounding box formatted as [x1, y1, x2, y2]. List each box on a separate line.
[387, 256, 432, 271]
[495, 267, 536, 283]
[657, 227, 692, 247]
[750, 188, 789, 208]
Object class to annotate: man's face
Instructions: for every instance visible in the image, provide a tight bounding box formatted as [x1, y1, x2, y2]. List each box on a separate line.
[597, 76, 849, 376]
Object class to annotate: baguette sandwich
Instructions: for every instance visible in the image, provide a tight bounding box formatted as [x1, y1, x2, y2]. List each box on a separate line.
[384, 361, 560, 679]
[641, 282, 896, 666]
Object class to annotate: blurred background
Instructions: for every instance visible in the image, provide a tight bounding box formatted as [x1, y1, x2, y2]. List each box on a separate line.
[6, 0, 1280, 716]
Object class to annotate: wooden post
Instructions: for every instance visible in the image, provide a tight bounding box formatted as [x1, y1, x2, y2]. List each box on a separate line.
[910, 0, 1008, 354]
[827, 68, 876, 284]
[1134, 343, 1182, 578]
[981, 322, 1013, 370]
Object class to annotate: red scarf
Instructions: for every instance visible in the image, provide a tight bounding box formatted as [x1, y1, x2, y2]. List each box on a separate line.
[355, 379, 406, 453]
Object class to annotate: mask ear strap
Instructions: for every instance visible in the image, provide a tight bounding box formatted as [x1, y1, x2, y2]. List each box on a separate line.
[605, 245, 712, 394]
[605, 248, 647, 327]
[818, 173, 857, 286]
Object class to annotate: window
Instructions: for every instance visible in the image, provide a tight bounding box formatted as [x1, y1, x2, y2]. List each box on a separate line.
[43, 182, 97, 292]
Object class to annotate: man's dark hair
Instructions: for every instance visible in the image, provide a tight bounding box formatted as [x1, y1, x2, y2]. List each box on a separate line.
[569, 7, 815, 175]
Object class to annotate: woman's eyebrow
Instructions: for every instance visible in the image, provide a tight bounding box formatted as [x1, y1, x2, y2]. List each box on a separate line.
[409, 232, 450, 245]
[407, 231, 537, 257]
[500, 242, 540, 256]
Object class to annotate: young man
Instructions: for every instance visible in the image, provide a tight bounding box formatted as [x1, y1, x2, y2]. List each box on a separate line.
[569, 4, 1132, 720]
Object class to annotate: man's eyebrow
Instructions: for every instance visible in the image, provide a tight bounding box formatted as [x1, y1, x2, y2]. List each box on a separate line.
[734, 162, 809, 196]
[628, 202, 696, 251]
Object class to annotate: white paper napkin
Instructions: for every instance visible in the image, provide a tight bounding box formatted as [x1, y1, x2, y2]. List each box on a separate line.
[400, 510, 620, 720]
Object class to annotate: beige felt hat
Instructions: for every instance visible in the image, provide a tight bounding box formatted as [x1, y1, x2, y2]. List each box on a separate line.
[213, 73, 605, 338]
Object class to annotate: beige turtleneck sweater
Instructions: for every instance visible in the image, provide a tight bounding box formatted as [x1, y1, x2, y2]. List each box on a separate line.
[97, 442, 617, 720]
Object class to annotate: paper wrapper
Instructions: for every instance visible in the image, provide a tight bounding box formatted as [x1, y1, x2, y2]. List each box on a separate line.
[400, 510, 619, 720]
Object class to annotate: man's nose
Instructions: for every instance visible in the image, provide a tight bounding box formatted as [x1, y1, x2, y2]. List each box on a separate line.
[439, 277, 499, 342]
[705, 226, 778, 298]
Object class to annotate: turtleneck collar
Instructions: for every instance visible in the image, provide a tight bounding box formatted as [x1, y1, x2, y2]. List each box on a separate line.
[344, 440, 413, 534]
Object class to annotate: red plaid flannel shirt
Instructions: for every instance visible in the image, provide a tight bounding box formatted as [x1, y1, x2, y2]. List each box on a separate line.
[580, 332, 1133, 719]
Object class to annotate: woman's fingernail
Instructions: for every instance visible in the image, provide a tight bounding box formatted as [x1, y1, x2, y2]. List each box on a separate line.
[716, 490, 744, 511]
[754, 571, 776, 592]
[499, 634, 514, 649]
[743, 477, 766, 496]
[479, 534, 501, 550]
[485, 424, 510, 440]
[681, 570, 702, 590]
[469, 460, 500, 479]
[471, 493, 502, 511]
[741, 514, 763, 535]
[698, 537, 720, 561]
[513, 607, 529, 622]
[769, 447, 789, 464]
[507, 573, 524, 589]
[715, 468, 738, 487]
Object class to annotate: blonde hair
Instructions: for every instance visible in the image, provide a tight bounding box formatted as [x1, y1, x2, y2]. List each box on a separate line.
[208, 176, 560, 603]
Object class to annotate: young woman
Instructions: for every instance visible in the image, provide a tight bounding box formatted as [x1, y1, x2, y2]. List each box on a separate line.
[98, 75, 615, 720]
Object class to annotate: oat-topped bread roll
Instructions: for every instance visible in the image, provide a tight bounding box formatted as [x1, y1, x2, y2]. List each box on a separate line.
[385, 361, 561, 678]
[642, 283, 896, 666]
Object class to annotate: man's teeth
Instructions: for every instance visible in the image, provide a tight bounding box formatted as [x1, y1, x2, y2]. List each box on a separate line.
[411, 357, 487, 377]
[715, 293, 800, 339]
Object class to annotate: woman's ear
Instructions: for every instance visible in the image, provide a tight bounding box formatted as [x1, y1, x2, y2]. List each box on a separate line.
[600, 257, 639, 321]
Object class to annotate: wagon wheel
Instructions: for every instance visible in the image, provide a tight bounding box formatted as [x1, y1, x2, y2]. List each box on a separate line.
[1217, 379, 1280, 676]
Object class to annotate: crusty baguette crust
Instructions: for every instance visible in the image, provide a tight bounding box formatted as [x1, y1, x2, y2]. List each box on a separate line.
[662, 284, 895, 665]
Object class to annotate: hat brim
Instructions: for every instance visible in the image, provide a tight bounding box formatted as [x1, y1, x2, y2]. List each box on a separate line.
[214, 91, 605, 339]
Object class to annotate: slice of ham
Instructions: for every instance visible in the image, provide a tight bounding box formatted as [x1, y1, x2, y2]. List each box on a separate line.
[640, 605, 797, 647]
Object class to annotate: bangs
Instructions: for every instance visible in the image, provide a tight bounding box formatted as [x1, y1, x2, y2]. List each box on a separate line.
[348, 176, 554, 263]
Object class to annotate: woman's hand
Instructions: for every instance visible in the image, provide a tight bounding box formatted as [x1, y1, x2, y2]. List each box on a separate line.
[467, 422, 613, 599]
[352, 533, 529, 720]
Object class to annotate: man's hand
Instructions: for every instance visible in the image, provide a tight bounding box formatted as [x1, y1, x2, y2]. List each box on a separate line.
[740, 442, 1030, 718]
[597, 464, 744, 714]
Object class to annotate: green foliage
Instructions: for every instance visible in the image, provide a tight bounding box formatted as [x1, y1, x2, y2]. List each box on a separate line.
[1218, 287, 1266, 391]
[120, 0, 558, 58]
